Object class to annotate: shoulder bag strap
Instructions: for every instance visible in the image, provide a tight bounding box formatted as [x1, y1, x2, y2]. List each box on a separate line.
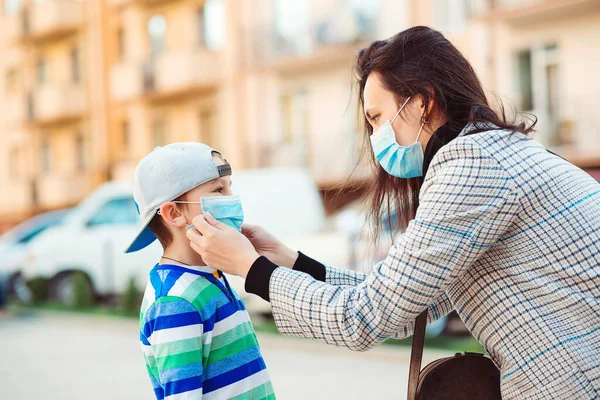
[407, 310, 428, 400]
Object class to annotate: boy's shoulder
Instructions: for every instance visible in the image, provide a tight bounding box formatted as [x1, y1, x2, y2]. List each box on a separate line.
[141, 265, 227, 321]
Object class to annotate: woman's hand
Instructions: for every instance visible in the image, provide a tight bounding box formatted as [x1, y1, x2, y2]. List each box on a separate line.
[186, 213, 260, 278]
[241, 224, 299, 268]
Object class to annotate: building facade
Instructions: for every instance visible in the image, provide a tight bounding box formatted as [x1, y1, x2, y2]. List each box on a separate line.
[0, 0, 599, 230]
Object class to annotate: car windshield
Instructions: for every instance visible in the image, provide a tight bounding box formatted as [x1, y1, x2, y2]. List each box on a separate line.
[1, 210, 71, 245]
[86, 197, 139, 227]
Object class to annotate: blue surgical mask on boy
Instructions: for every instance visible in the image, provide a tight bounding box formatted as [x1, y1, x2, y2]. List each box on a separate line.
[199, 195, 244, 231]
[370, 96, 427, 179]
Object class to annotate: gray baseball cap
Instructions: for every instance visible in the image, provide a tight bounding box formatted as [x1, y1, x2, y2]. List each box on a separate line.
[125, 142, 231, 253]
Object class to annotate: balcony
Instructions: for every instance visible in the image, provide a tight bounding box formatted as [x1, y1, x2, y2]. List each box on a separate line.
[25, 1, 84, 41]
[37, 173, 92, 209]
[247, 11, 376, 73]
[469, 0, 600, 25]
[143, 49, 222, 100]
[110, 62, 144, 102]
[32, 84, 85, 124]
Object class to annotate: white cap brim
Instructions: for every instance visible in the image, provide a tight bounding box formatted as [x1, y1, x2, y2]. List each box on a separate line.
[124, 211, 157, 253]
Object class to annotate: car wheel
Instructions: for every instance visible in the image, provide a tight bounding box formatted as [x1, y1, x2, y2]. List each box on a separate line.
[7, 272, 33, 303]
[50, 272, 94, 307]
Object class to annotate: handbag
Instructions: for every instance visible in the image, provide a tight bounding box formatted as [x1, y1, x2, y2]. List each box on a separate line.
[407, 310, 502, 400]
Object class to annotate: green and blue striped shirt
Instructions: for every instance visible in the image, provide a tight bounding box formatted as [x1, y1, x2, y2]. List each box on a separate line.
[140, 263, 275, 399]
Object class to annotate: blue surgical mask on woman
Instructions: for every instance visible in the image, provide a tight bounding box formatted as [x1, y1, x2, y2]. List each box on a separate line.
[370, 96, 427, 179]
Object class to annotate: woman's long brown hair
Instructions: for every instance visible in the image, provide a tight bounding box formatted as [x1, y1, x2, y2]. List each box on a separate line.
[355, 26, 535, 243]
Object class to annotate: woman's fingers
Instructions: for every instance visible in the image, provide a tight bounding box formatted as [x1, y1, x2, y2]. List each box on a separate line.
[203, 212, 230, 231]
[186, 215, 260, 277]
[241, 223, 259, 233]
[191, 214, 219, 236]
[241, 223, 260, 231]
[186, 223, 203, 241]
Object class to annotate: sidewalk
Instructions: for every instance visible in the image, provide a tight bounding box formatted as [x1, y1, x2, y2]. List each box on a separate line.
[0, 310, 453, 399]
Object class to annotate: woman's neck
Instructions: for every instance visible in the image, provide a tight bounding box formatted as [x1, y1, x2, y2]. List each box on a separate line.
[422, 120, 467, 176]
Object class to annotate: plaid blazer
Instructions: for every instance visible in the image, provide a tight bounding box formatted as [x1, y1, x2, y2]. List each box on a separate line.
[268, 128, 600, 399]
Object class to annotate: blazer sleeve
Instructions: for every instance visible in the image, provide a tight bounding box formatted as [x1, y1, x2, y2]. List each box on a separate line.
[267, 136, 521, 351]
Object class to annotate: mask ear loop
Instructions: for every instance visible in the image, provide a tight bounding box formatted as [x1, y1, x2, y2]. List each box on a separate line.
[391, 96, 412, 125]
[415, 115, 430, 143]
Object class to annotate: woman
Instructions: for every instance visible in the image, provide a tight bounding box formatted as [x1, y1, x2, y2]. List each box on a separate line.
[187, 26, 600, 399]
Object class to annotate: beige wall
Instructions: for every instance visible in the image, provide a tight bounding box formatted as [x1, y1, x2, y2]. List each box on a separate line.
[0, 0, 104, 225]
[490, 6, 600, 161]
[1, 0, 599, 229]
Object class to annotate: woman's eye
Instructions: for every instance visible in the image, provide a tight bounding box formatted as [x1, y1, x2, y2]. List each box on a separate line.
[372, 115, 380, 123]
[215, 187, 223, 193]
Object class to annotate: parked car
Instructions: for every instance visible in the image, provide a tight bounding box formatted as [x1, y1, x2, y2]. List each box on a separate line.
[22, 182, 160, 305]
[22, 168, 352, 312]
[0, 209, 71, 301]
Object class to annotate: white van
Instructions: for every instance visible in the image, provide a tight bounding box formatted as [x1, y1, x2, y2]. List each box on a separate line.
[22, 168, 352, 311]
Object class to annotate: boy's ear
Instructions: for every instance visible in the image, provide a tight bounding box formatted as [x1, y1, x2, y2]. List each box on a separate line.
[159, 202, 187, 228]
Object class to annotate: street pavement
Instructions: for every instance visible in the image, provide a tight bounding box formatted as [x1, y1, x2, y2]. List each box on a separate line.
[0, 311, 452, 399]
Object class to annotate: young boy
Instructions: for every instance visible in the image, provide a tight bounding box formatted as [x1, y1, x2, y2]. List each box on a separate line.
[126, 143, 275, 400]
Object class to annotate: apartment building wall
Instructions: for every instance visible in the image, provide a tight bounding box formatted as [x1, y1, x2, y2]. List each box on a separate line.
[489, 5, 600, 165]
[1, 0, 599, 230]
[0, 0, 105, 228]
[106, 0, 246, 181]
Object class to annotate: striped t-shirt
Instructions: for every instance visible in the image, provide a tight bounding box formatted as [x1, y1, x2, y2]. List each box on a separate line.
[140, 263, 275, 399]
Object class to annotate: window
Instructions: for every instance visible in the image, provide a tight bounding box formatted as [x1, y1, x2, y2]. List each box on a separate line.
[10, 146, 19, 178]
[279, 91, 309, 166]
[544, 44, 559, 121]
[148, 15, 167, 55]
[41, 138, 51, 173]
[117, 27, 125, 60]
[434, 0, 468, 32]
[197, 7, 206, 46]
[121, 120, 130, 150]
[516, 49, 533, 111]
[153, 120, 167, 146]
[515, 44, 562, 145]
[27, 92, 34, 120]
[71, 46, 81, 83]
[281, 91, 308, 144]
[17, 224, 51, 244]
[17, 216, 65, 244]
[37, 58, 47, 85]
[350, 0, 379, 40]
[86, 197, 139, 227]
[274, 0, 308, 55]
[75, 133, 85, 171]
[199, 110, 218, 148]
[204, 0, 225, 51]
[5, 68, 18, 95]
[4, 0, 20, 14]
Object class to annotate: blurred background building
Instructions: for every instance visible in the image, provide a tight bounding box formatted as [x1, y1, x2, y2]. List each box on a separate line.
[1, 0, 599, 231]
